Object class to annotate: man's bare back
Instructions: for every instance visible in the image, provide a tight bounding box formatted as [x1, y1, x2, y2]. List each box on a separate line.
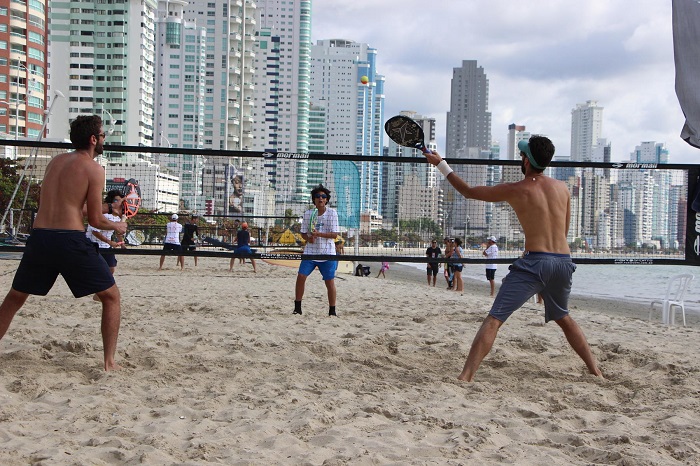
[502, 175, 571, 254]
[34, 151, 126, 235]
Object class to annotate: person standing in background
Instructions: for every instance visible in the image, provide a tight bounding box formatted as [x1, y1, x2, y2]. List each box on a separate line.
[159, 214, 183, 270]
[426, 240, 441, 287]
[181, 214, 200, 268]
[230, 221, 256, 273]
[483, 236, 499, 297]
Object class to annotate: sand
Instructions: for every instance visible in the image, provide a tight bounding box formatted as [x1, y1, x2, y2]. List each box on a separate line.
[0, 255, 698, 465]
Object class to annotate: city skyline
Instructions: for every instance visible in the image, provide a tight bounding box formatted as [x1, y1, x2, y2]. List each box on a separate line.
[311, 0, 693, 163]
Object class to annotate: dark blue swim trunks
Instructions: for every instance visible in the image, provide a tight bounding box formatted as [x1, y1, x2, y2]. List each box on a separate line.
[12, 229, 115, 298]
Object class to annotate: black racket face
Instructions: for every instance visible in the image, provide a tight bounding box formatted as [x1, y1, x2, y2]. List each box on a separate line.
[384, 115, 426, 151]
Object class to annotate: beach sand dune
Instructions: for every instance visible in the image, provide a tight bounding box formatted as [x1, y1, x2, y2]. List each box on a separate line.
[0, 255, 698, 464]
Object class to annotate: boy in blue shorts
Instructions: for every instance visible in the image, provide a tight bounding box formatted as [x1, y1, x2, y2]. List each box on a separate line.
[293, 184, 339, 316]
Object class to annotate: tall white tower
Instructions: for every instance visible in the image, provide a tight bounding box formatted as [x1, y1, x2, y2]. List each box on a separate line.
[570, 100, 603, 162]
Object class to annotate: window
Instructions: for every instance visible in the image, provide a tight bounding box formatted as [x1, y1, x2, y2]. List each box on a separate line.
[28, 31, 44, 45]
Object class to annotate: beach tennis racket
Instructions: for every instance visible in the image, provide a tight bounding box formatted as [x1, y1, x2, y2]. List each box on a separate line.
[308, 208, 318, 233]
[384, 115, 431, 154]
[121, 178, 142, 219]
[125, 230, 145, 246]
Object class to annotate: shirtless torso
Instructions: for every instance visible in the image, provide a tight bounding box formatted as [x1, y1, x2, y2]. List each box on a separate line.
[35, 150, 125, 234]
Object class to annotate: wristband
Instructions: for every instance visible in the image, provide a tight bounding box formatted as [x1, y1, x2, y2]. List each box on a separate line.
[436, 160, 454, 177]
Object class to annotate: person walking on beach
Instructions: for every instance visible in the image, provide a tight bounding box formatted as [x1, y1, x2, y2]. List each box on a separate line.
[376, 261, 389, 278]
[426, 240, 441, 286]
[230, 221, 256, 273]
[0, 115, 127, 371]
[425, 136, 602, 381]
[293, 184, 339, 316]
[483, 236, 499, 297]
[452, 238, 465, 295]
[181, 214, 200, 268]
[443, 238, 454, 290]
[159, 214, 183, 270]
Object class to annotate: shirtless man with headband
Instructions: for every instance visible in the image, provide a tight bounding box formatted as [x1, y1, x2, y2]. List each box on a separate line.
[424, 136, 602, 382]
[0, 115, 127, 371]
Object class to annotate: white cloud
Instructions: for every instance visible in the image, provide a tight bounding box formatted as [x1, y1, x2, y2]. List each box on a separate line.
[312, 0, 697, 163]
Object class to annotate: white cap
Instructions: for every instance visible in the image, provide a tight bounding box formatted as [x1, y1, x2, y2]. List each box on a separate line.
[487, 236, 497, 242]
[171, 214, 178, 220]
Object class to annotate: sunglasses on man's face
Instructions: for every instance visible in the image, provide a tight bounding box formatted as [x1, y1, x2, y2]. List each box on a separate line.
[313, 194, 328, 199]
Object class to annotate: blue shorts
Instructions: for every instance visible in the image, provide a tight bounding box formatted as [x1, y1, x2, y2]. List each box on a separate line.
[298, 259, 337, 281]
[236, 245, 252, 255]
[12, 229, 115, 298]
[490, 252, 576, 323]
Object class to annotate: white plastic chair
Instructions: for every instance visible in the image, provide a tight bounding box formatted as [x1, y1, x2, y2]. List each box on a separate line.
[649, 273, 694, 326]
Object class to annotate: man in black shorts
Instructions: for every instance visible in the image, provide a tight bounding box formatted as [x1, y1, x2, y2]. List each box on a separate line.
[425, 239, 441, 287]
[0, 115, 127, 371]
[181, 214, 200, 267]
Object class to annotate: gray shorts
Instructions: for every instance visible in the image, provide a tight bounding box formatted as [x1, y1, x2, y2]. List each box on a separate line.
[489, 252, 576, 323]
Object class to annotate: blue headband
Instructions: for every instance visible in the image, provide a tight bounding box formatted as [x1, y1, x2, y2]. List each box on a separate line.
[517, 140, 545, 170]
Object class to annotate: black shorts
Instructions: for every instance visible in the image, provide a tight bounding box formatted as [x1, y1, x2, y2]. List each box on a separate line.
[181, 239, 196, 251]
[486, 268, 496, 280]
[163, 242, 182, 252]
[102, 251, 117, 268]
[91, 242, 117, 268]
[427, 263, 439, 276]
[12, 229, 115, 298]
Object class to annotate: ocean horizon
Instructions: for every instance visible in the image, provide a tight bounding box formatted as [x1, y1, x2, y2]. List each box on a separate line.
[400, 261, 700, 314]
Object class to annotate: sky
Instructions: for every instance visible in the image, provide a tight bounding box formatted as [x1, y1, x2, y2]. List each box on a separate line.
[311, 0, 698, 164]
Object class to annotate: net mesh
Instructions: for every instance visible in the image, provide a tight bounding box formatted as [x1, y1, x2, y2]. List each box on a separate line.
[1, 141, 698, 266]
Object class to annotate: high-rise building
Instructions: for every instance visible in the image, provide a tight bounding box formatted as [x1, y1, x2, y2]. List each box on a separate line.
[251, 0, 311, 206]
[309, 38, 385, 213]
[446, 60, 491, 156]
[444, 60, 491, 238]
[184, 0, 256, 215]
[0, 0, 49, 141]
[48, 0, 158, 150]
[630, 141, 669, 164]
[154, 0, 207, 212]
[570, 100, 603, 162]
[184, 0, 256, 152]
